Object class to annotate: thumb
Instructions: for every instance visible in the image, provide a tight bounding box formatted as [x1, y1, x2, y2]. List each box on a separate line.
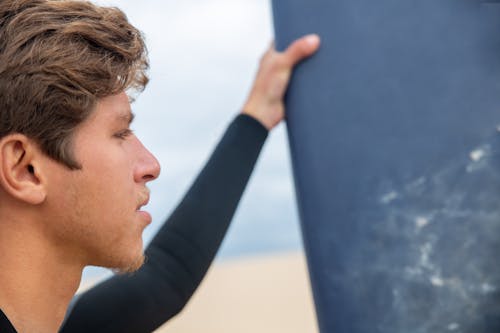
[282, 34, 321, 67]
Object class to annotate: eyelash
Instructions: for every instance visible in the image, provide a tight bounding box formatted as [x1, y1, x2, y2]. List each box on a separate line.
[114, 129, 133, 139]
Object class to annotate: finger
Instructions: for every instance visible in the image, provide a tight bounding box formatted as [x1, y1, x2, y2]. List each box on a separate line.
[282, 34, 320, 66]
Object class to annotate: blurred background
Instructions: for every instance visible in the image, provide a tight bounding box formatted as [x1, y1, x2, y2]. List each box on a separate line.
[81, 0, 317, 331]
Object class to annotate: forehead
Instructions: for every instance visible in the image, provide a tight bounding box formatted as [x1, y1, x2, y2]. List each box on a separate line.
[93, 92, 133, 122]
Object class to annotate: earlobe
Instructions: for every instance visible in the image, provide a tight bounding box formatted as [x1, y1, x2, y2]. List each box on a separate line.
[0, 134, 47, 205]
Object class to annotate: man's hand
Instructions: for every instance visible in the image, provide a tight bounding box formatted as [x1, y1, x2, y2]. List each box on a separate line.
[242, 34, 321, 130]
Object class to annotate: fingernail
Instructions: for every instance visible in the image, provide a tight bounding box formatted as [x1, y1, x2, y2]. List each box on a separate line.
[305, 34, 320, 46]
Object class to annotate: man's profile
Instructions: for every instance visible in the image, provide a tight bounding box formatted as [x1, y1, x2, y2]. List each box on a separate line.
[0, 1, 319, 332]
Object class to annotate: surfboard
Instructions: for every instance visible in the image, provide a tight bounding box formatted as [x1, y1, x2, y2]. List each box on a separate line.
[272, 1, 500, 332]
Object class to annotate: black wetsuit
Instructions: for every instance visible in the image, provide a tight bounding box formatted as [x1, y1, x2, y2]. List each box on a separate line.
[0, 114, 268, 333]
[0, 308, 16, 333]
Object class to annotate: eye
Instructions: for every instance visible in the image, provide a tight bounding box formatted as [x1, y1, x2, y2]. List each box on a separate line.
[114, 128, 134, 139]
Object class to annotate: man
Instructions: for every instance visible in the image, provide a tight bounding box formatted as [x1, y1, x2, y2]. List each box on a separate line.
[0, 0, 320, 332]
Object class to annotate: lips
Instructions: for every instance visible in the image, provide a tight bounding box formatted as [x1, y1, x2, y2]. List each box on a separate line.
[136, 191, 152, 225]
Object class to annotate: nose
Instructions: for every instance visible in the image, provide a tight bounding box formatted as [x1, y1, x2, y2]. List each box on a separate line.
[134, 138, 161, 183]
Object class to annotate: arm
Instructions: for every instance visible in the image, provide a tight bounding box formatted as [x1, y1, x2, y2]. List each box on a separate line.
[60, 35, 320, 333]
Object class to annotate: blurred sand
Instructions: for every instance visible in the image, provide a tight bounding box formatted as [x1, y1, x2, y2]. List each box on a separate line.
[155, 251, 318, 333]
[77, 251, 318, 332]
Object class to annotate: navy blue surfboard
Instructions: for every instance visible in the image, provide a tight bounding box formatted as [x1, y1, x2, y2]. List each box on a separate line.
[272, 1, 500, 332]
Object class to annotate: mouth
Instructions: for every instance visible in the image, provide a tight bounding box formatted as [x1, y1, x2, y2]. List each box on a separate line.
[136, 198, 150, 211]
[136, 191, 152, 225]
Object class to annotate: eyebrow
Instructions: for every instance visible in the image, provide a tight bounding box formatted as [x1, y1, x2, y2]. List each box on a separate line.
[118, 111, 135, 125]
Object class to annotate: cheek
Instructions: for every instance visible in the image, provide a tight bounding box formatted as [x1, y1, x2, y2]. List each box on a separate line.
[56, 179, 143, 267]
[78, 149, 135, 205]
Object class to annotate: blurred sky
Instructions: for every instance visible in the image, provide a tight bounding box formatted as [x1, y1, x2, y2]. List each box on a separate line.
[83, 0, 304, 281]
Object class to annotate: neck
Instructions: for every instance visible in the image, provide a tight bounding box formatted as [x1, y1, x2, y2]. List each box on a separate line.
[0, 212, 83, 333]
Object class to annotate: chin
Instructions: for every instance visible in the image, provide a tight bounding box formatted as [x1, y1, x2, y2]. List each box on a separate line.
[112, 252, 146, 274]
[91, 234, 145, 273]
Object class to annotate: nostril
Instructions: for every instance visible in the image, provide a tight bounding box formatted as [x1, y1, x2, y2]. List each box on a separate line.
[142, 174, 155, 181]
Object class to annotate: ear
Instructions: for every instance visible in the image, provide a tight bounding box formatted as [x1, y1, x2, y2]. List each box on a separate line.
[0, 134, 46, 204]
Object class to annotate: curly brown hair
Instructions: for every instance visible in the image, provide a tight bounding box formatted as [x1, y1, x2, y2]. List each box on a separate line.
[0, 0, 149, 168]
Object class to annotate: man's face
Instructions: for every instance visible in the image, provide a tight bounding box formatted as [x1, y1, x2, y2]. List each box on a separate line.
[41, 92, 160, 272]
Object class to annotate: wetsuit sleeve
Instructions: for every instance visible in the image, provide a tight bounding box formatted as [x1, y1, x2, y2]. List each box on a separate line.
[59, 114, 269, 333]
